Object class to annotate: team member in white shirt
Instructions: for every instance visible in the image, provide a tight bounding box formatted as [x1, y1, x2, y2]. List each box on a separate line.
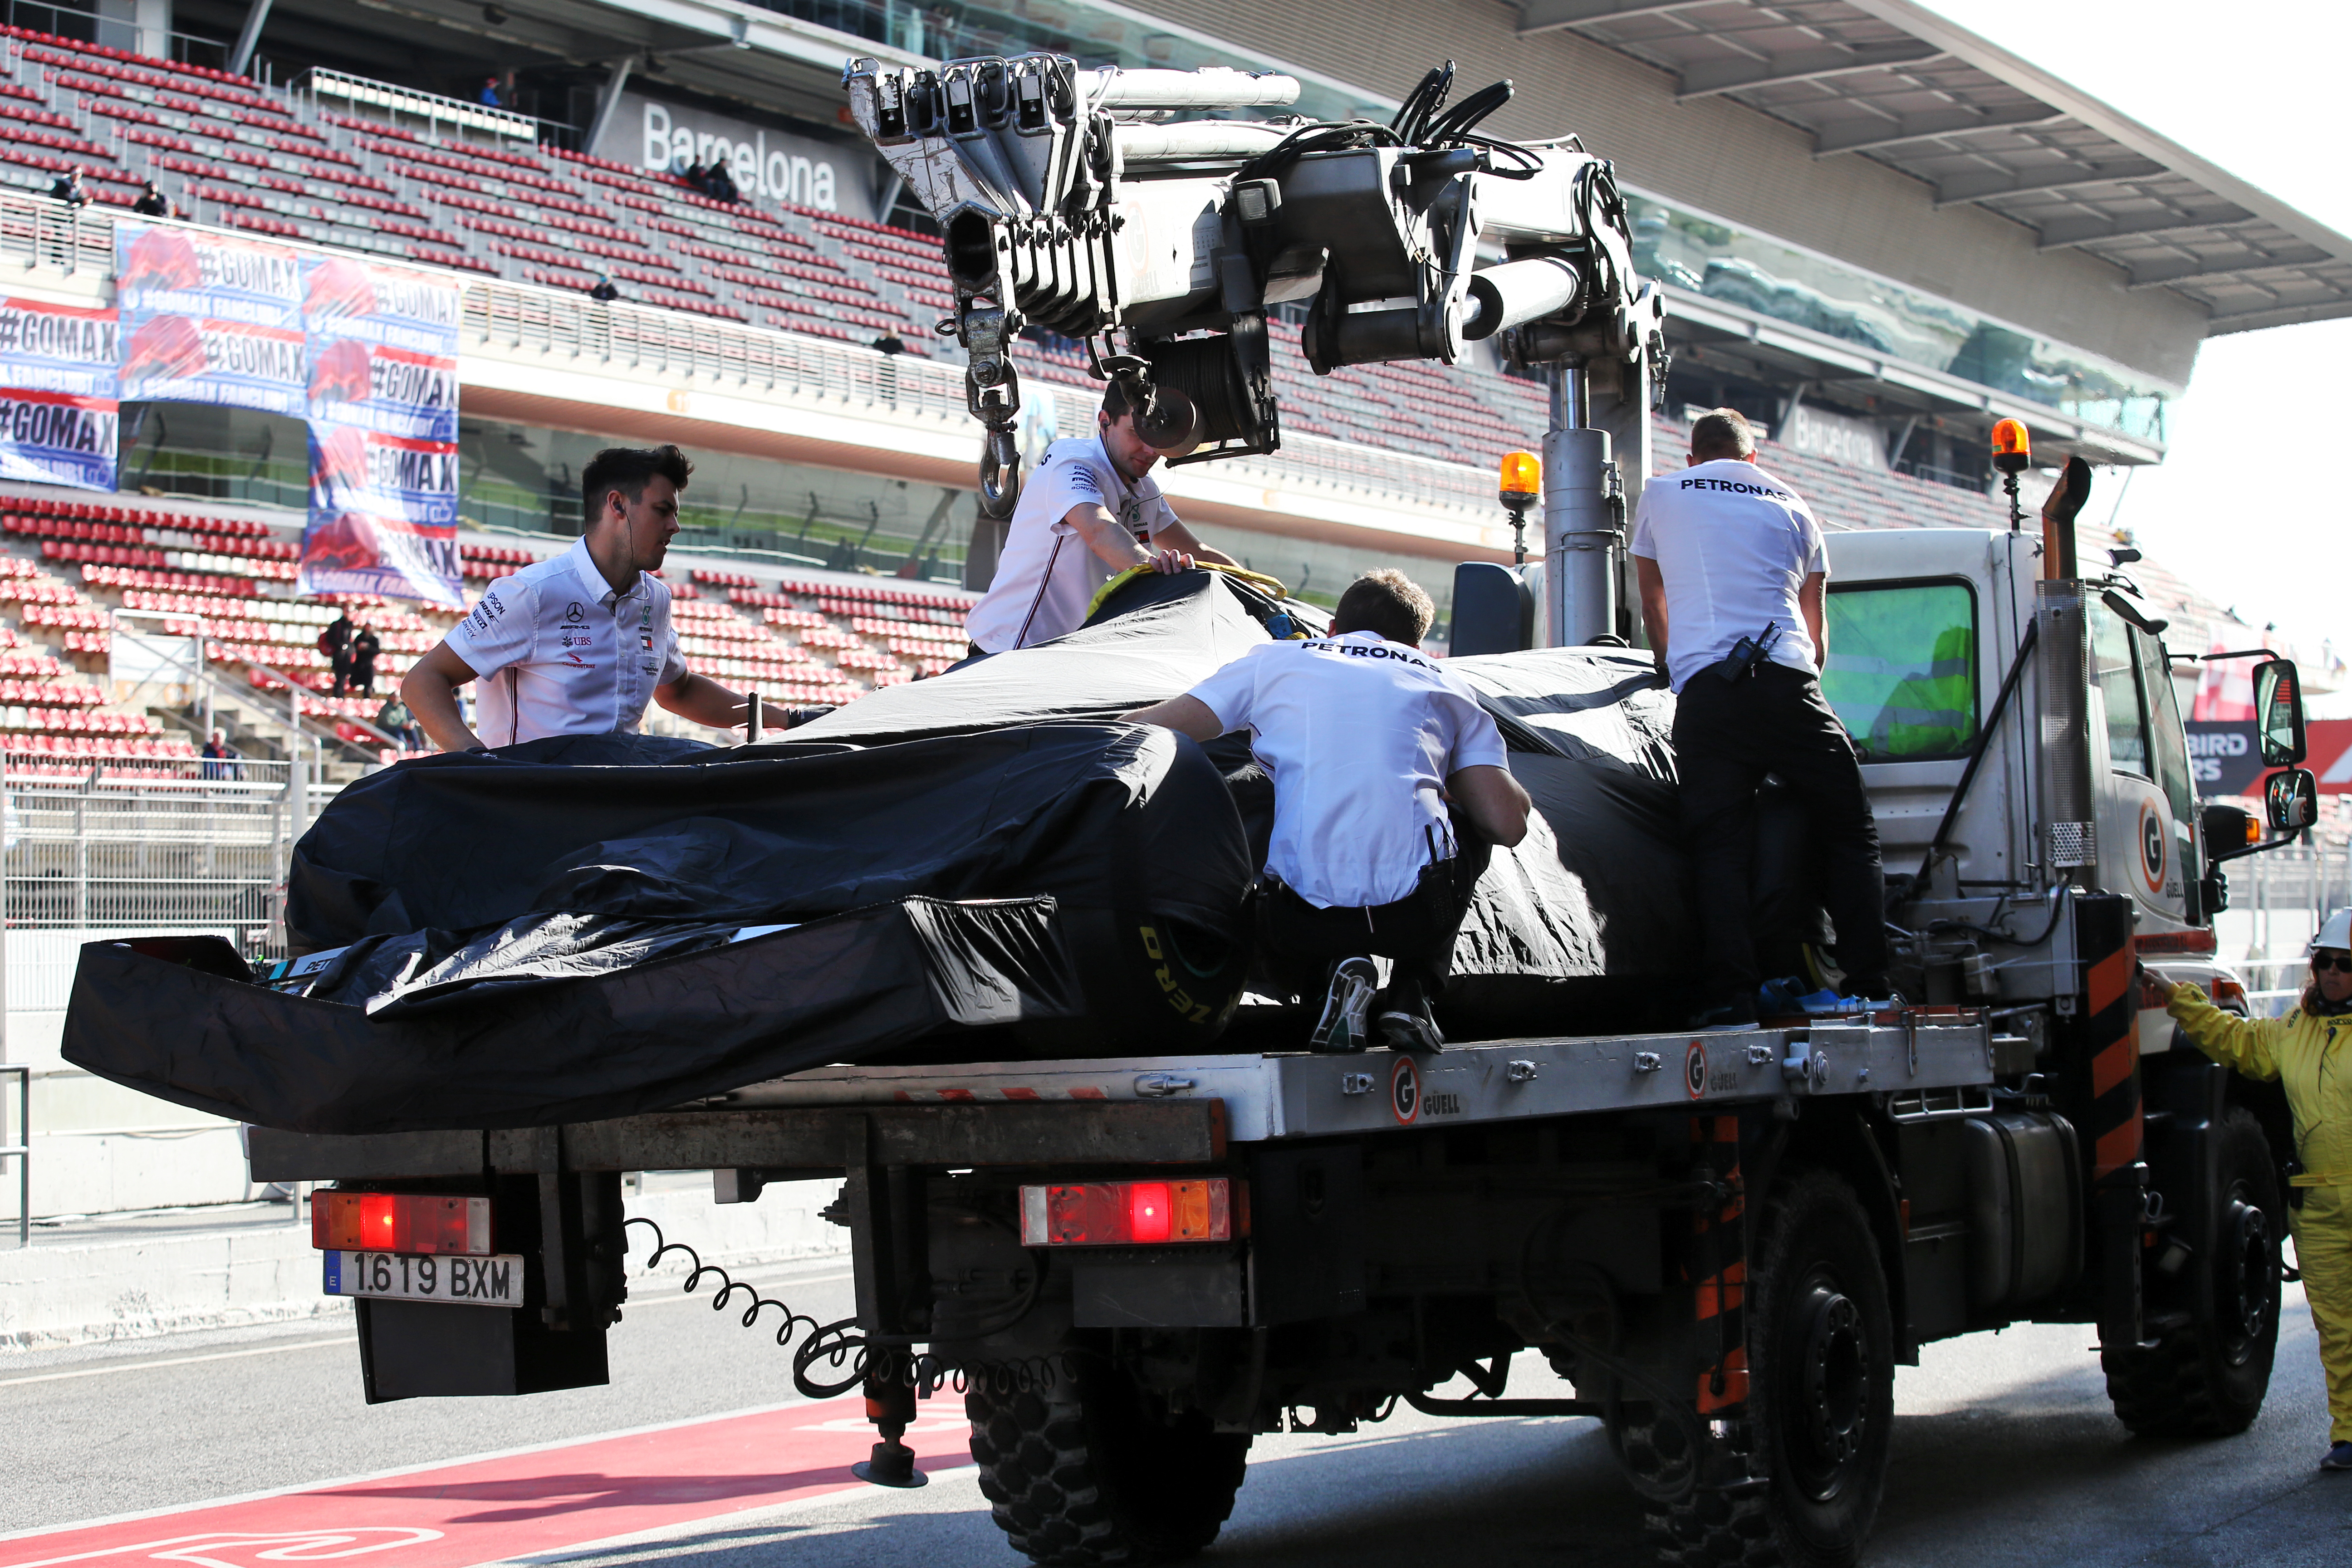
[404, 444, 752, 750]
[964, 377, 1241, 656]
[1124, 570, 1531, 1053]
[1631, 407, 1889, 1024]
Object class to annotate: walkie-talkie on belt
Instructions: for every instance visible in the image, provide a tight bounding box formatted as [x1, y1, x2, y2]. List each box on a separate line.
[1715, 620, 1782, 683]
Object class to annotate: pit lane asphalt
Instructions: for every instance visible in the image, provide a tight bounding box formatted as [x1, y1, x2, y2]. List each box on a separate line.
[5, 1255, 2344, 1565]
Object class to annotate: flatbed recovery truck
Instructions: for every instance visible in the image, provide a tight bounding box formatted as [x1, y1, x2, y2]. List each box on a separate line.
[232, 52, 2335, 1568]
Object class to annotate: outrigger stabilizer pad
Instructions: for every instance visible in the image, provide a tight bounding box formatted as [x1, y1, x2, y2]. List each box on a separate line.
[853, 1434, 928, 1489]
[852, 1380, 929, 1488]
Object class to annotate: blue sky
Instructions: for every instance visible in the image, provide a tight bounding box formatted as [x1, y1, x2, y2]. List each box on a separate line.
[1922, 0, 2349, 664]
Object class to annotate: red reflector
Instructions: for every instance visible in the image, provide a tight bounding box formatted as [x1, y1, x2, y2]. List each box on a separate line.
[313, 1191, 492, 1255]
[1020, 1179, 1239, 1246]
[2135, 929, 2217, 956]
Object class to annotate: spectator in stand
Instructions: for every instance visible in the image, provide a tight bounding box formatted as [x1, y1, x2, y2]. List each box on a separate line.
[200, 728, 238, 780]
[681, 161, 711, 196]
[375, 695, 423, 751]
[131, 180, 173, 218]
[706, 162, 742, 203]
[49, 167, 88, 209]
[349, 624, 382, 700]
[318, 610, 354, 696]
[479, 76, 504, 107]
[588, 273, 620, 303]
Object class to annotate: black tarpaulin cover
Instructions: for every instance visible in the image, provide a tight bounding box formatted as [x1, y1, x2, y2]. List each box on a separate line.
[62, 570, 1703, 1133]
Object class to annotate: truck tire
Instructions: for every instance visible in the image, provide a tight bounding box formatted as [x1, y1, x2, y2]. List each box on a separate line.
[967, 1359, 1251, 1566]
[2102, 1107, 2282, 1438]
[1642, 1170, 1895, 1568]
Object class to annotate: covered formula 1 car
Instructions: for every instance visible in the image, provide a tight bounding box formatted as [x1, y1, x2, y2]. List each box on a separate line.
[63, 569, 1705, 1134]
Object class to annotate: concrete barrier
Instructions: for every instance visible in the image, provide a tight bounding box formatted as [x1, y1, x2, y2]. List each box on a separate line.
[0, 1176, 846, 1352]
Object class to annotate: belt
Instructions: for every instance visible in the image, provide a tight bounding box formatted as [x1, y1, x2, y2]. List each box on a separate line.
[2291, 1170, 2352, 1189]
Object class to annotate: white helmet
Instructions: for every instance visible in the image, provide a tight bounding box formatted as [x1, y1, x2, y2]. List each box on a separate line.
[2313, 908, 2352, 955]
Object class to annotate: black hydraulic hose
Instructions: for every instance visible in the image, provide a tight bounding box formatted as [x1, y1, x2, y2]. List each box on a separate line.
[1910, 617, 2038, 898]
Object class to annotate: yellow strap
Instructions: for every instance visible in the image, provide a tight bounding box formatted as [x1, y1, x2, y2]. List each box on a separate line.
[2291, 1171, 2352, 1188]
[1084, 560, 1292, 622]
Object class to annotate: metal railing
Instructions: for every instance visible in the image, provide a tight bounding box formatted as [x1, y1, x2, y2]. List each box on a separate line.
[0, 187, 1496, 520]
[290, 68, 549, 144]
[2218, 842, 2352, 1014]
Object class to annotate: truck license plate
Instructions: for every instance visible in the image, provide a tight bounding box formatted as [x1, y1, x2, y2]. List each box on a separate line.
[323, 1250, 524, 1307]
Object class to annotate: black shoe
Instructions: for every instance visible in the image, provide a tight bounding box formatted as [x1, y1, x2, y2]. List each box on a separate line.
[1375, 975, 1444, 1054]
[1309, 957, 1377, 1054]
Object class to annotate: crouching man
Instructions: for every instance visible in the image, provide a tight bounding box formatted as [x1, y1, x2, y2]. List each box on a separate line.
[1123, 569, 1530, 1053]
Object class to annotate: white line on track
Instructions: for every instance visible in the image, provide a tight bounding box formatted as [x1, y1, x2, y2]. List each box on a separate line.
[0, 1340, 350, 1389]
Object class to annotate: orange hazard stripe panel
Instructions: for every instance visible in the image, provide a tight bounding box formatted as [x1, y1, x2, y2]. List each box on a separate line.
[2090, 1038, 2136, 1099]
[2096, 1120, 2142, 1174]
[2087, 947, 2133, 1016]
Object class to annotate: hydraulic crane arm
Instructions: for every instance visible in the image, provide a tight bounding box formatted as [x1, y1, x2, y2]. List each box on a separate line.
[844, 54, 1669, 645]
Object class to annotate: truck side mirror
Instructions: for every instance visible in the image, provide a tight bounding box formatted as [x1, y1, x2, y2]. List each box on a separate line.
[2252, 657, 2307, 767]
[2264, 768, 2318, 833]
[1449, 561, 1534, 657]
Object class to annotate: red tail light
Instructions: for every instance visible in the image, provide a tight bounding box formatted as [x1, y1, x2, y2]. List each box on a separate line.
[1019, 1179, 1241, 1246]
[313, 1191, 492, 1255]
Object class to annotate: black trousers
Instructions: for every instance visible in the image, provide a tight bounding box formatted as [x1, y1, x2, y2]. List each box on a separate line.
[1257, 842, 1491, 1001]
[1673, 662, 1888, 1003]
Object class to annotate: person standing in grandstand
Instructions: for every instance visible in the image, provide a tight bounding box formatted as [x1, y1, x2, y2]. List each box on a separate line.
[348, 624, 382, 700]
[588, 273, 620, 303]
[401, 444, 756, 750]
[200, 729, 238, 780]
[49, 167, 88, 209]
[1632, 407, 1889, 1025]
[131, 181, 172, 218]
[1123, 570, 1529, 1054]
[963, 376, 1240, 657]
[479, 76, 503, 108]
[318, 610, 354, 696]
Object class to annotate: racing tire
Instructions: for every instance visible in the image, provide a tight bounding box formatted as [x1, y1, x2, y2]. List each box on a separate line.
[1640, 1170, 1896, 1568]
[2102, 1107, 2282, 1438]
[967, 1357, 1251, 1566]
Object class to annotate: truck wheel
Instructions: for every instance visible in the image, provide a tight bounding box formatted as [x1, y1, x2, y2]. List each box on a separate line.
[1643, 1171, 1895, 1568]
[2102, 1107, 2282, 1437]
[967, 1358, 1251, 1566]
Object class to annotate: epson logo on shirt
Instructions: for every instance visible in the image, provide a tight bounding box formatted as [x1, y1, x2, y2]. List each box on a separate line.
[1309, 639, 1438, 672]
[1678, 476, 1794, 500]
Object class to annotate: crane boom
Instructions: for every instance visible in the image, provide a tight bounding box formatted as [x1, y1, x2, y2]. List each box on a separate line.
[843, 54, 1670, 645]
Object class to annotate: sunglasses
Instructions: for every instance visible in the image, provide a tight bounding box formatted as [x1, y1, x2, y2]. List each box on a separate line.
[2316, 953, 2352, 975]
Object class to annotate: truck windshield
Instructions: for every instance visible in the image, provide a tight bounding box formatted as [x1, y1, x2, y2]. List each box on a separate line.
[1822, 580, 1978, 762]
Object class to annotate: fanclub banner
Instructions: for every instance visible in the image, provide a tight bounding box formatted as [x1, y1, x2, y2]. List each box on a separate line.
[115, 222, 308, 416]
[299, 423, 463, 608]
[303, 257, 460, 442]
[0, 390, 118, 490]
[0, 297, 120, 490]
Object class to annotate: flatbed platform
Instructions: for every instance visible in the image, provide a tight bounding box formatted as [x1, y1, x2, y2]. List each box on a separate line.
[248, 1013, 2000, 1183]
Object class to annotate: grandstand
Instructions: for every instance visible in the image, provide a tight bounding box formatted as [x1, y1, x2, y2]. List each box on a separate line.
[0, 0, 2346, 1218]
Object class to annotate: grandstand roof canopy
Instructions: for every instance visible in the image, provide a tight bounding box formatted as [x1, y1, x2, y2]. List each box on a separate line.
[1517, 0, 2352, 335]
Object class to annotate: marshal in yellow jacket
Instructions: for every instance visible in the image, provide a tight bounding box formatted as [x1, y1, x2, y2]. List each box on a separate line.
[2167, 982, 2352, 1443]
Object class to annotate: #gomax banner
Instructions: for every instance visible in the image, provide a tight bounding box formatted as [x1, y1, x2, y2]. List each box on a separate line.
[299, 258, 463, 608]
[115, 223, 307, 415]
[0, 296, 119, 491]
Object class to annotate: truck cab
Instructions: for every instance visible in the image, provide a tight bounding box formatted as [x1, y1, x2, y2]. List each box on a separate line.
[1820, 527, 2216, 1003]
